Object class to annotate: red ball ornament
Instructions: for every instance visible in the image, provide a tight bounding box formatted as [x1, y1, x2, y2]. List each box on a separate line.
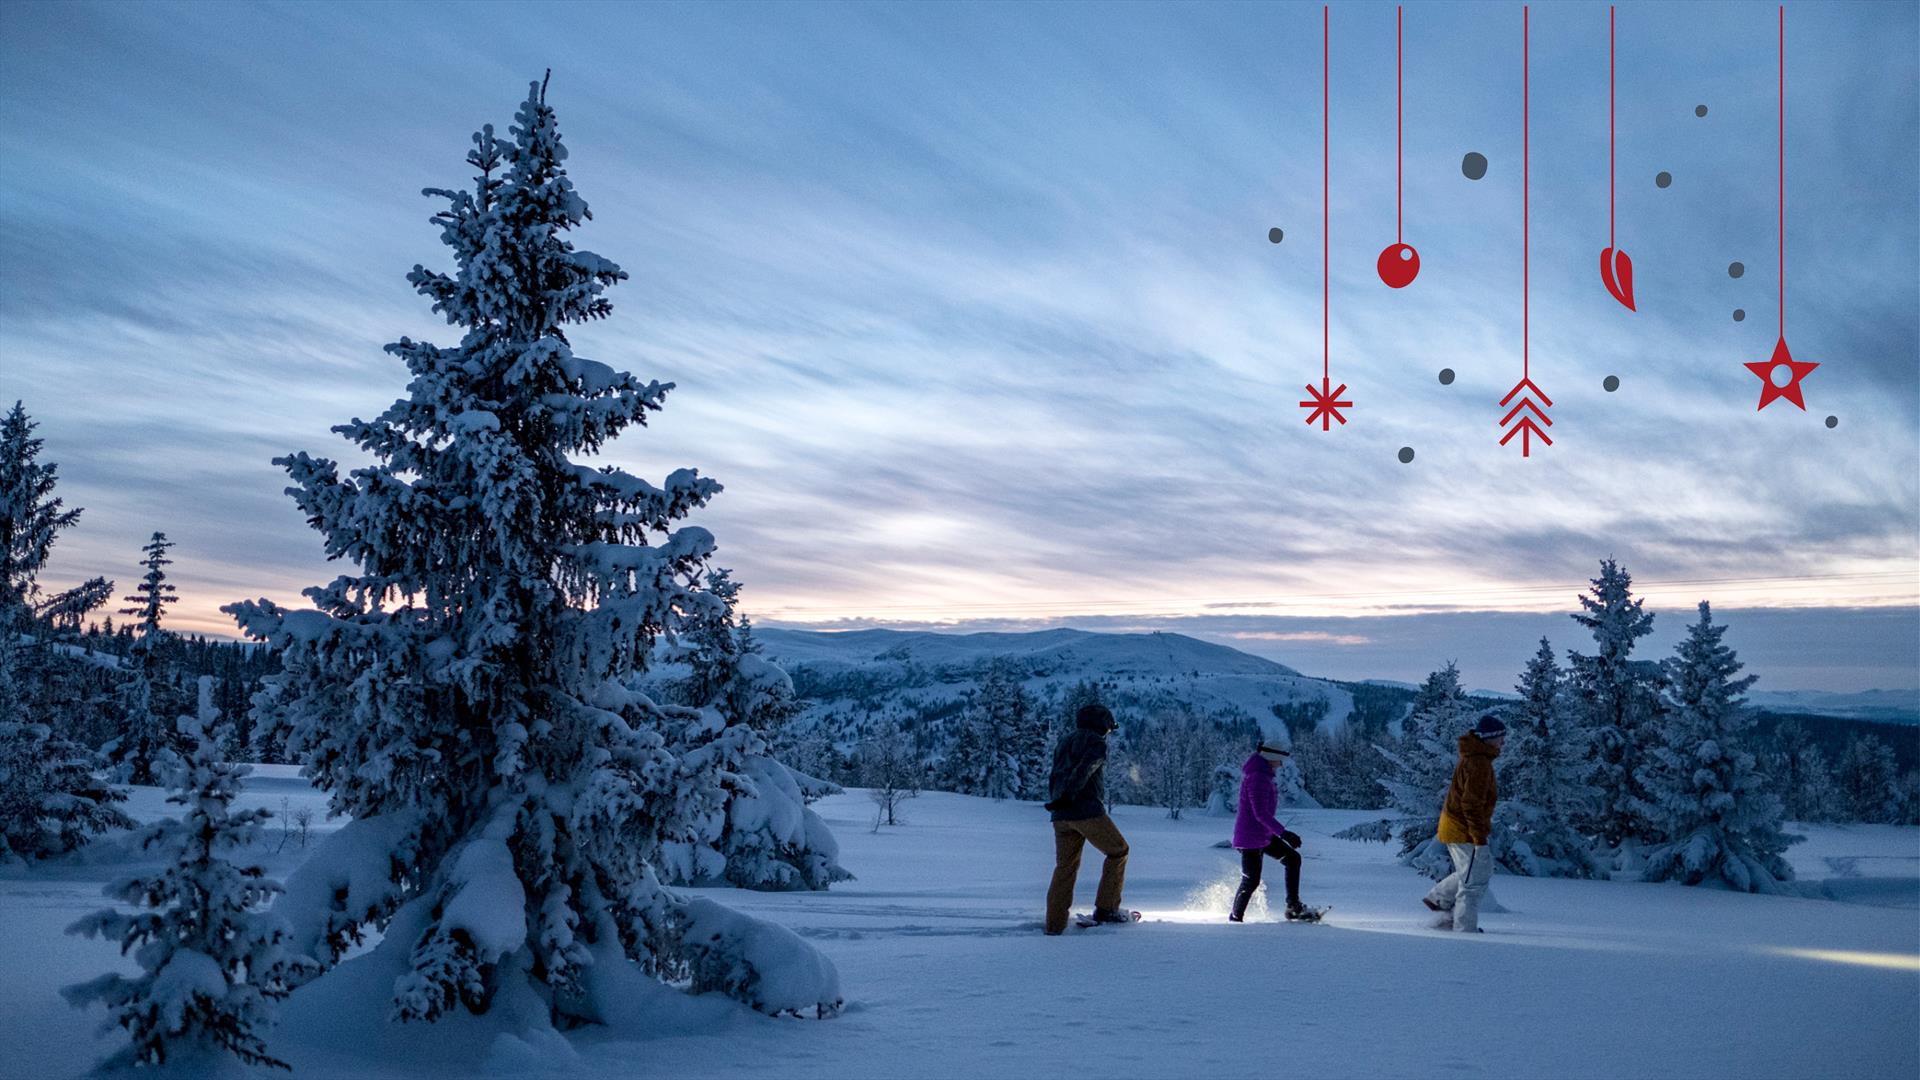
[1376, 243, 1420, 289]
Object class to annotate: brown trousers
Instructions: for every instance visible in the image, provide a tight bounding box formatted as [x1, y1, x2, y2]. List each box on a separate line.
[1045, 815, 1129, 933]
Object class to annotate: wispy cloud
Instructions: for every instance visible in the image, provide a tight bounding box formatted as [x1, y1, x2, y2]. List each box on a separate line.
[2, 1, 1914, 670]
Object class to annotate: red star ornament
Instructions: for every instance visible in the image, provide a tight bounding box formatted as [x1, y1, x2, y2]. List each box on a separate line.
[1744, 336, 1817, 411]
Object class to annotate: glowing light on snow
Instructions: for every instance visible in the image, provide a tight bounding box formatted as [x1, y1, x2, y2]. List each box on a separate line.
[1767, 947, 1920, 972]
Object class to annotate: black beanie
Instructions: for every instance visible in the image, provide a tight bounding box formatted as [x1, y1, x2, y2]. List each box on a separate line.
[1075, 703, 1117, 733]
[1473, 713, 1507, 739]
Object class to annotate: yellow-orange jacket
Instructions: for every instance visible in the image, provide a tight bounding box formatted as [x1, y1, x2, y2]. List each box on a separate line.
[1436, 733, 1500, 846]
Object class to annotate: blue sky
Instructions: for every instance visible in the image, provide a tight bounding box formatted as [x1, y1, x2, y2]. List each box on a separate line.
[2, 1, 1915, 690]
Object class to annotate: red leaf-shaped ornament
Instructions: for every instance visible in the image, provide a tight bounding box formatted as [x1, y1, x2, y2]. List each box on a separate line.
[1600, 246, 1636, 311]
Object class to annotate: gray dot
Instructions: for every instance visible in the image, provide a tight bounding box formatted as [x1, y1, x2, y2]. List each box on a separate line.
[1825, 415, 1838, 429]
[1728, 261, 1745, 279]
[1397, 446, 1416, 464]
[1268, 227, 1284, 244]
[1462, 152, 1489, 180]
[1603, 375, 1621, 392]
[1655, 171, 1673, 189]
[1695, 104, 1708, 117]
[1733, 309, 1746, 322]
[1438, 368, 1456, 385]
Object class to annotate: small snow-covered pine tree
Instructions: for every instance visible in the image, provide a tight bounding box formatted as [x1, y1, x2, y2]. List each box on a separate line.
[225, 77, 840, 1025]
[1836, 733, 1904, 824]
[104, 532, 182, 785]
[662, 568, 847, 891]
[1492, 638, 1603, 878]
[1769, 720, 1844, 823]
[0, 719, 131, 860]
[1377, 661, 1475, 877]
[1565, 559, 1663, 850]
[970, 658, 1033, 801]
[1635, 602, 1798, 891]
[65, 713, 311, 1070]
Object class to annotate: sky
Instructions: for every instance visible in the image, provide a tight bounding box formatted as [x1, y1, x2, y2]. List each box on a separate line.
[2, 0, 1916, 692]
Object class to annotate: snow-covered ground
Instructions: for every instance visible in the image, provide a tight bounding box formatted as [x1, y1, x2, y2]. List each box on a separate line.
[3, 773, 1916, 1079]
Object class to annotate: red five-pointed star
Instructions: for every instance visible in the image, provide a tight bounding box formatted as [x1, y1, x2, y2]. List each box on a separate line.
[1744, 336, 1818, 411]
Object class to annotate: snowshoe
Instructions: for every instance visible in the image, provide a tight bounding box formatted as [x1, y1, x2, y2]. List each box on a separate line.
[1284, 903, 1328, 923]
[1074, 908, 1142, 928]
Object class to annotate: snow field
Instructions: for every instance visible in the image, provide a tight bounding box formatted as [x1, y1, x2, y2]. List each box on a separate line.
[3, 779, 1915, 1078]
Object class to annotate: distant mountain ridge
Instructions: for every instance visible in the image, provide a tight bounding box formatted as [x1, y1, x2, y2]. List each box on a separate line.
[755, 627, 1337, 747]
[755, 627, 1300, 678]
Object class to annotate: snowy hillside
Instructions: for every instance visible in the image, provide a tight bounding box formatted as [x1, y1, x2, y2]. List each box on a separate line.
[1747, 688, 1920, 726]
[5, 770, 1914, 1078]
[758, 627, 1350, 739]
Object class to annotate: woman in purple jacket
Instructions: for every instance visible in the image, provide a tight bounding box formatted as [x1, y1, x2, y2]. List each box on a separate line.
[1229, 743, 1318, 922]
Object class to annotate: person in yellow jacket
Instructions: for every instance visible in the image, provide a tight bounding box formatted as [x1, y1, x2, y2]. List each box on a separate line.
[1422, 713, 1506, 932]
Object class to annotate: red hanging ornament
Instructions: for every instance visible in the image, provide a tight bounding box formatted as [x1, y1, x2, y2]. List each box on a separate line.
[1376, 6, 1420, 289]
[1747, 5, 1817, 410]
[1599, 6, 1637, 311]
[1500, 5, 1552, 457]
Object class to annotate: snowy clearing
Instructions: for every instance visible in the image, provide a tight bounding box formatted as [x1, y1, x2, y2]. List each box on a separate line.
[3, 776, 1916, 1079]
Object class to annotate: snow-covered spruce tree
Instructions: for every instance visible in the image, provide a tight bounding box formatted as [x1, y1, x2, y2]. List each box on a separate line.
[1204, 762, 1238, 817]
[1491, 638, 1603, 878]
[0, 402, 129, 860]
[104, 532, 183, 786]
[1635, 603, 1798, 891]
[1836, 733, 1904, 824]
[1376, 661, 1476, 877]
[1565, 559, 1663, 851]
[0, 401, 82, 625]
[65, 714, 311, 1071]
[661, 567, 847, 891]
[0, 718, 132, 861]
[1769, 720, 1844, 823]
[225, 78, 841, 1025]
[938, 659, 1035, 799]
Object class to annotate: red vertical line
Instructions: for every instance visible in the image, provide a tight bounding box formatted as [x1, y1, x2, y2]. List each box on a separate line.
[1609, 5, 1615, 249]
[1779, 4, 1785, 338]
[1324, 4, 1330, 382]
[1397, 5, 1403, 244]
[1524, 5, 1530, 380]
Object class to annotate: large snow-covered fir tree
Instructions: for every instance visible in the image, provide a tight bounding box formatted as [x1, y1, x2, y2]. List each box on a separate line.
[659, 567, 847, 891]
[66, 714, 311, 1071]
[1492, 638, 1603, 878]
[226, 77, 840, 1027]
[1635, 603, 1798, 891]
[1377, 661, 1476, 877]
[104, 531, 183, 786]
[0, 402, 128, 859]
[1565, 559, 1663, 851]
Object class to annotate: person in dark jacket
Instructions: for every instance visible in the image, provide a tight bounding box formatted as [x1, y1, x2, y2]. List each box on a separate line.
[1229, 743, 1315, 921]
[1042, 703, 1129, 934]
[1423, 713, 1505, 932]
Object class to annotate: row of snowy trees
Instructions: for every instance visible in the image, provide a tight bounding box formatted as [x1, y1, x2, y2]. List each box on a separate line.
[1371, 560, 1889, 894]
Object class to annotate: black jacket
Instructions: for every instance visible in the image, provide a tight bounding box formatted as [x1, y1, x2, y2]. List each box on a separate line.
[1046, 729, 1109, 822]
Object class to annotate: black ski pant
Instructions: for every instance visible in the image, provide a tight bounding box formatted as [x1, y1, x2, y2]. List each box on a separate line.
[1231, 835, 1301, 919]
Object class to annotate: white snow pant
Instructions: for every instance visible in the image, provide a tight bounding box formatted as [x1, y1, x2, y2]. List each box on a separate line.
[1426, 843, 1493, 931]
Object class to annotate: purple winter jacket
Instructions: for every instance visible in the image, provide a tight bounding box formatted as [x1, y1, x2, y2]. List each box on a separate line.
[1232, 753, 1288, 850]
